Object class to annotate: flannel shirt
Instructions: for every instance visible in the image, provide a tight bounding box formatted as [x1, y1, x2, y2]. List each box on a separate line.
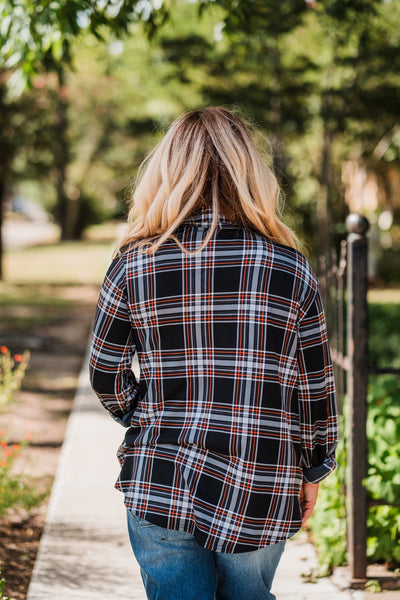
[89, 208, 338, 553]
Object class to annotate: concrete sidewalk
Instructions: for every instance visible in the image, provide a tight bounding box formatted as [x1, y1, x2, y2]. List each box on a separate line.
[26, 357, 144, 600]
[27, 356, 361, 600]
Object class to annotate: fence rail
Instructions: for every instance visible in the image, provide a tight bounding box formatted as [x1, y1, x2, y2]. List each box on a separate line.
[318, 213, 399, 586]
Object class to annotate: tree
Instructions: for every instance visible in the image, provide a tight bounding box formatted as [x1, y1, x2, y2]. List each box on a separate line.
[0, 0, 168, 276]
[175, 0, 400, 252]
[2, 0, 400, 273]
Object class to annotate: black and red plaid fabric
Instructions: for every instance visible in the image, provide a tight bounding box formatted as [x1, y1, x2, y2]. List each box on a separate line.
[89, 208, 338, 553]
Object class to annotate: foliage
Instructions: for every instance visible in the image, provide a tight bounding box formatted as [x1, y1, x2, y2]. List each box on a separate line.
[0, 346, 29, 412]
[0, 346, 46, 516]
[0, 0, 171, 256]
[310, 301, 400, 573]
[0, 1, 221, 242]
[3, 0, 400, 249]
[308, 425, 348, 576]
[146, 0, 400, 254]
[376, 248, 400, 286]
[0, 75, 63, 181]
[369, 304, 400, 368]
[310, 371, 400, 574]
[0, 0, 169, 94]
[0, 430, 46, 516]
[366, 376, 400, 566]
[2, 0, 400, 255]
[369, 303, 400, 369]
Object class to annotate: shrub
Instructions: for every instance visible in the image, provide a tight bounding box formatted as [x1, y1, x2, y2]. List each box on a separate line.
[0, 429, 47, 516]
[310, 298, 400, 575]
[309, 418, 348, 575]
[369, 304, 400, 369]
[310, 376, 400, 574]
[0, 346, 46, 515]
[0, 347, 30, 412]
[366, 376, 400, 567]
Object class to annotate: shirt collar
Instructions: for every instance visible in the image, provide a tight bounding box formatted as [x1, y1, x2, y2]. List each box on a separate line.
[183, 207, 232, 226]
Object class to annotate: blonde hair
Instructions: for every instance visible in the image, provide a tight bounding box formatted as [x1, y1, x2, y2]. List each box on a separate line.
[118, 107, 299, 254]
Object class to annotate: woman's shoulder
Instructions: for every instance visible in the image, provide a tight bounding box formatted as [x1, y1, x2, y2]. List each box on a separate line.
[268, 239, 318, 293]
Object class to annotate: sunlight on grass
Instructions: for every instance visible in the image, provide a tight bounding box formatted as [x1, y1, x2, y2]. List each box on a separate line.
[0, 282, 87, 331]
[368, 288, 400, 304]
[4, 240, 115, 286]
[83, 221, 125, 242]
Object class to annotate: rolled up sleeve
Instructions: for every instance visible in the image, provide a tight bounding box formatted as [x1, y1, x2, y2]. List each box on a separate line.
[297, 286, 338, 483]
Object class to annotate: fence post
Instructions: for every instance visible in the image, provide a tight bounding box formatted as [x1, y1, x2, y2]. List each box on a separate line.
[346, 213, 369, 586]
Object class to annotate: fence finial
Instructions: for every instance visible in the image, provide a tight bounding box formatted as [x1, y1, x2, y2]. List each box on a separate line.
[346, 213, 370, 235]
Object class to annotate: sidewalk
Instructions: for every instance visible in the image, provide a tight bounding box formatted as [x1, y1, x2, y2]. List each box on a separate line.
[27, 356, 361, 600]
[26, 356, 144, 600]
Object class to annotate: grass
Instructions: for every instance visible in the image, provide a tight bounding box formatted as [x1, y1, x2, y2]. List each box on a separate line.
[3, 239, 115, 286]
[368, 288, 400, 304]
[0, 292, 73, 331]
[1, 233, 116, 332]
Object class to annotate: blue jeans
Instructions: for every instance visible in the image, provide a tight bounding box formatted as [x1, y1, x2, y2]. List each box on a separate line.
[127, 510, 285, 600]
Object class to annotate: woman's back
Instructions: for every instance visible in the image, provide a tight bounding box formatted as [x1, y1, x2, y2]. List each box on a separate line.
[90, 107, 337, 598]
[92, 207, 336, 553]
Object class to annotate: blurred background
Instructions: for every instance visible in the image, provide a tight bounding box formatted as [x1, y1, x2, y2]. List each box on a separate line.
[0, 2, 399, 599]
[1, 0, 400, 276]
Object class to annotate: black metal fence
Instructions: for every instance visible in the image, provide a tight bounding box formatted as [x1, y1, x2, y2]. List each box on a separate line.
[318, 213, 400, 586]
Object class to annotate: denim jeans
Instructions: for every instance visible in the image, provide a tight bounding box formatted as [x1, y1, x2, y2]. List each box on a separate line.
[127, 510, 285, 600]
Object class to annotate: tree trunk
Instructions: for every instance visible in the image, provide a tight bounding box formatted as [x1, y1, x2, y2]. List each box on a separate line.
[54, 69, 71, 241]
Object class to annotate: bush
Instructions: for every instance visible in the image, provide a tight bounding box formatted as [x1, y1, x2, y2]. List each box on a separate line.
[310, 376, 400, 574]
[309, 428, 348, 576]
[376, 248, 400, 286]
[0, 347, 29, 412]
[0, 347, 46, 515]
[310, 298, 400, 575]
[369, 304, 400, 369]
[366, 376, 400, 566]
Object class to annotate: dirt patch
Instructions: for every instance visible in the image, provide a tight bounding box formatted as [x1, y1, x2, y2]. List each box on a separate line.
[0, 284, 99, 600]
[0, 513, 44, 600]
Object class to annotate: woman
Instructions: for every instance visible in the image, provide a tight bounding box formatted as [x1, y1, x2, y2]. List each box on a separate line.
[89, 107, 338, 600]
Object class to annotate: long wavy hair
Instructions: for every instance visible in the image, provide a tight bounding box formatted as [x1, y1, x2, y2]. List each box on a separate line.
[117, 107, 299, 254]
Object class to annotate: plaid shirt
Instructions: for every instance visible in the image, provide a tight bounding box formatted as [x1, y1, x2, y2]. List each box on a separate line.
[89, 209, 337, 553]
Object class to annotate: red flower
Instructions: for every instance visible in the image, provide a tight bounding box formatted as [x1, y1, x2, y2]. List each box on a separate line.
[13, 354, 22, 362]
[0, 346, 7, 354]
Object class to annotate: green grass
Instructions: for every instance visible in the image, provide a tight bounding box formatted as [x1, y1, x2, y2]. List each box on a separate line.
[0, 282, 81, 330]
[1, 238, 115, 332]
[0, 281, 86, 330]
[3, 239, 115, 286]
[0, 284, 74, 307]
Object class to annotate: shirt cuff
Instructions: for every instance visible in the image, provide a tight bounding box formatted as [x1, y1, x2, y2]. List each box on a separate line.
[302, 455, 337, 483]
[113, 409, 136, 428]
